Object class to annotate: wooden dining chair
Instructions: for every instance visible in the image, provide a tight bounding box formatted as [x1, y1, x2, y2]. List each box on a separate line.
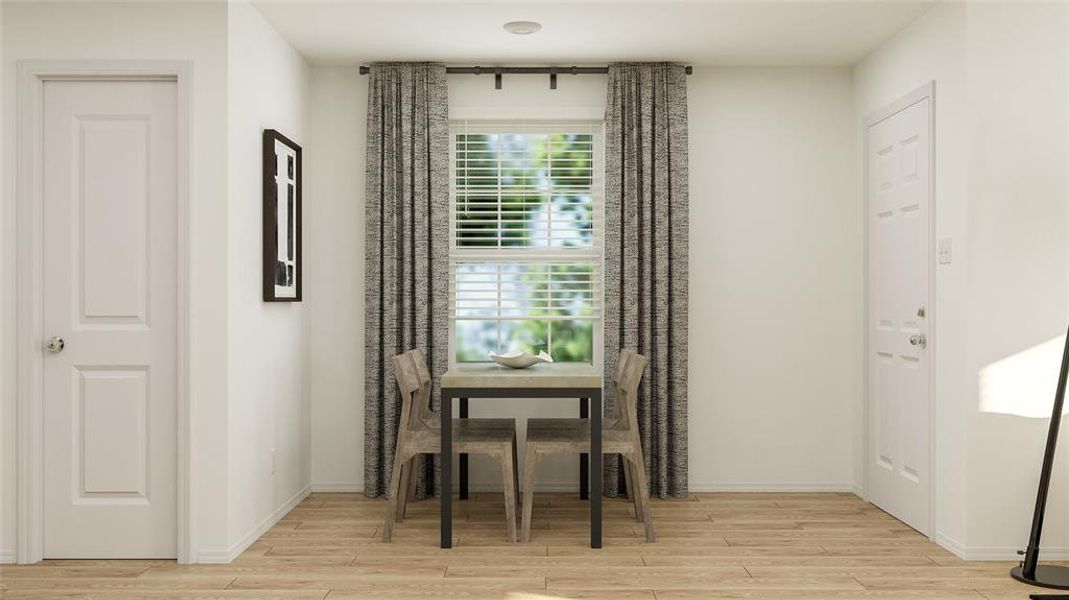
[384, 349, 520, 543]
[520, 350, 655, 543]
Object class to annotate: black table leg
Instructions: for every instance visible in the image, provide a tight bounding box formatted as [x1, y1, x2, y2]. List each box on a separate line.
[459, 397, 468, 500]
[440, 393, 453, 549]
[579, 397, 589, 500]
[590, 390, 602, 549]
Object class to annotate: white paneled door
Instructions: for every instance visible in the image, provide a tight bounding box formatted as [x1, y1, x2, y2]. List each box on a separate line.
[42, 80, 178, 558]
[866, 92, 932, 536]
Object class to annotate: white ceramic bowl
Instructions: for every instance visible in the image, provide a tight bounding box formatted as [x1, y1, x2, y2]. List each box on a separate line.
[488, 350, 554, 369]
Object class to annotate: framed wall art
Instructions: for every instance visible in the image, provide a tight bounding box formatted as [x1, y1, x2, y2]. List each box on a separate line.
[263, 129, 302, 302]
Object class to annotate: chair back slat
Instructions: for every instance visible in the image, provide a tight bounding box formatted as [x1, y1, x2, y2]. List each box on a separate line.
[391, 349, 439, 432]
[390, 351, 425, 432]
[604, 349, 632, 429]
[409, 349, 439, 428]
[615, 351, 648, 432]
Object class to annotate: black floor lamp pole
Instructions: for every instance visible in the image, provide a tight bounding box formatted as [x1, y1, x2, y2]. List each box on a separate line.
[1011, 324, 1069, 591]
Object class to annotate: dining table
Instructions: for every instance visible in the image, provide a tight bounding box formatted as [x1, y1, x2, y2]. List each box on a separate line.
[439, 362, 604, 549]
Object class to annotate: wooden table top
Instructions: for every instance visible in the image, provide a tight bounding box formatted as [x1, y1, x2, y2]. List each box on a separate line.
[441, 362, 602, 389]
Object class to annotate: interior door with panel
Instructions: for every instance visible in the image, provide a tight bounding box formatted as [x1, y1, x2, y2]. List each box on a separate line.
[42, 79, 178, 558]
[866, 91, 932, 536]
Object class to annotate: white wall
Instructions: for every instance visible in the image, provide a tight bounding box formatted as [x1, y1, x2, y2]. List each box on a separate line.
[307, 66, 859, 493]
[853, 0, 970, 552]
[0, 0, 10, 564]
[0, 0, 232, 562]
[225, 1, 311, 556]
[688, 67, 857, 491]
[1, 0, 315, 563]
[855, 1, 1069, 559]
[306, 67, 367, 491]
[963, 1, 1069, 559]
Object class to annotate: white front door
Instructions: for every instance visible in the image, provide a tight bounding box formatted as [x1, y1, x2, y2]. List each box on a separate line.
[866, 92, 932, 535]
[42, 80, 178, 558]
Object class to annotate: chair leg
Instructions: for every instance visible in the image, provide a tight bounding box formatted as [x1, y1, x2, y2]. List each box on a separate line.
[500, 448, 518, 543]
[623, 454, 644, 523]
[629, 445, 655, 543]
[399, 455, 420, 521]
[521, 444, 540, 543]
[383, 448, 409, 543]
[395, 456, 411, 522]
[511, 433, 521, 513]
[406, 451, 419, 502]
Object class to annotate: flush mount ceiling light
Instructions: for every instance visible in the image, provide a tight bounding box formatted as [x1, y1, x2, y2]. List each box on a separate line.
[503, 20, 542, 35]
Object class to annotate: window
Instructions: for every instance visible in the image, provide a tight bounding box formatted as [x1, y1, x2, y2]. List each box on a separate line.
[449, 120, 603, 365]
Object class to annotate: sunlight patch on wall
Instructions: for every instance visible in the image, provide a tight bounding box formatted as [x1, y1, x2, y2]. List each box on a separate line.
[979, 335, 1066, 418]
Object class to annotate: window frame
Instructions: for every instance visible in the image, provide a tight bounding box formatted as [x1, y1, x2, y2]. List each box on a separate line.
[447, 119, 605, 370]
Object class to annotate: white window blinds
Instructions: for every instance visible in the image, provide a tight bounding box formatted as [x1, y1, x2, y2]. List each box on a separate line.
[448, 120, 604, 364]
[451, 121, 602, 251]
[451, 261, 600, 320]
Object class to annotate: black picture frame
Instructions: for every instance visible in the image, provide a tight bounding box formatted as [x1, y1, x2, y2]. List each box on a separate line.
[263, 129, 302, 302]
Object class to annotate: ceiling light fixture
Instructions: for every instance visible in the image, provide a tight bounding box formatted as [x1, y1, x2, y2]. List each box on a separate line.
[503, 21, 542, 35]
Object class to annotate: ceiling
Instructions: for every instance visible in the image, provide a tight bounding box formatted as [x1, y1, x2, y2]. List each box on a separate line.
[250, 0, 937, 67]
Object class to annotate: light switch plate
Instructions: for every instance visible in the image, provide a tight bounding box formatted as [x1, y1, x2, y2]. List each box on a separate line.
[938, 238, 952, 264]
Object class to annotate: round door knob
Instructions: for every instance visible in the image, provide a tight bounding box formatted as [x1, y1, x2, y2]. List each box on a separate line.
[46, 337, 64, 353]
[909, 334, 927, 348]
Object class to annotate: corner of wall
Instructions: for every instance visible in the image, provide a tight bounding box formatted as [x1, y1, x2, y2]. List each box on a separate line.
[0, 0, 15, 568]
[307, 65, 367, 496]
[223, 0, 312, 559]
[200, 485, 309, 564]
[934, 530, 967, 559]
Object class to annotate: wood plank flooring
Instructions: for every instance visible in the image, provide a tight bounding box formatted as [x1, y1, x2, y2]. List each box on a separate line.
[0, 492, 1048, 599]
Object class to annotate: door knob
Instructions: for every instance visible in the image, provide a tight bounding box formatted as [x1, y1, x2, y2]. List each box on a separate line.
[909, 334, 927, 349]
[46, 336, 64, 353]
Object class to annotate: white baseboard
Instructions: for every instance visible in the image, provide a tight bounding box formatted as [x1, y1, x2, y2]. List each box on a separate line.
[959, 546, 1069, 561]
[931, 531, 1069, 562]
[310, 482, 364, 493]
[309, 481, 585, 494]
[934, 531, 967, 559]
[688, 482, 856, 493]
[0, 549, 14, 564]
[196, 485, 310, 564]
[469, 482, 858, 494]
[310, 481, 857, 495]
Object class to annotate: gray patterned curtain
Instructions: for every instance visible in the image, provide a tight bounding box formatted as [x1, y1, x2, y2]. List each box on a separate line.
[364, 63, 449, 498]
[603, 63, 689, 498]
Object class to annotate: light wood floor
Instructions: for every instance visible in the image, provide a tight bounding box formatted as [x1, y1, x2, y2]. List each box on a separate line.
[0, 491, 1048, 599]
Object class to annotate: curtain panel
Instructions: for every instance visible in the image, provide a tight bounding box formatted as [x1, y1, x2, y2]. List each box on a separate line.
[364, 62, 450, 498]
[603, 62, 690, 498]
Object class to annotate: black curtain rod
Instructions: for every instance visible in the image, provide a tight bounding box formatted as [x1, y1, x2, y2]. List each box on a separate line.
[357, 65, 693, 75]
[358, 64, 693, 89]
